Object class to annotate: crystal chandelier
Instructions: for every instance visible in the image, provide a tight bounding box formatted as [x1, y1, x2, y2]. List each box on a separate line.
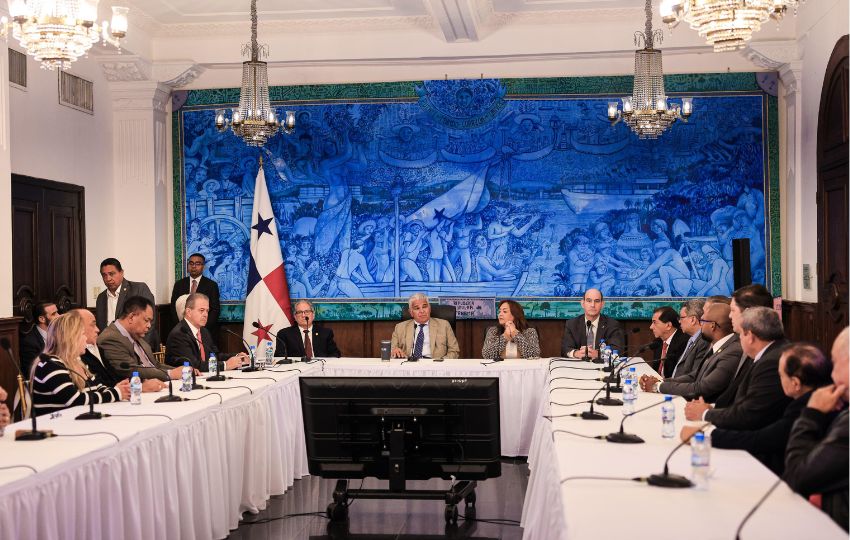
[607, 0, 693, 139]
[1, 1, 129, 71]
[660, 0, 802, 53]
[215, 0, 294, 148]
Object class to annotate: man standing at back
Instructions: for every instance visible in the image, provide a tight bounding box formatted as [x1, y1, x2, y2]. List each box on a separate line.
[96, 258, 159, 349]
[391, 293, 460, 359]
[275, 300, 341, 359]
[561, 288, 624, 359]
[170, 253, 221, 334]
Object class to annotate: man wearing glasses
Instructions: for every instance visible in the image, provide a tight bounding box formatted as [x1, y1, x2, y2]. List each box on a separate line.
[560, 288, 624, 360]
[170, 253, 221, 333]
[667, 299, 711, 378]
[275, 300, 341, 359]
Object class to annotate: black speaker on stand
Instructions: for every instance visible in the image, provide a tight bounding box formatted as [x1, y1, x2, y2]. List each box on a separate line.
[732, 238, 752, 290]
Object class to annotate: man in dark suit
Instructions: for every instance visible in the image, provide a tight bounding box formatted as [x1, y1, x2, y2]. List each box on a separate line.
[170, 253, 221, 333]
[686, 306, 790, 430]
[721, 284, 775, 402]
[640, 302, 742, 403]
[670, 299, 711, 378]
[165, 293, 247, 371]
[649, 306, 690, 378]
[560, 288, 624, 359]
[19, 301, 59, 376]
[95, 258, 159, 350]
[275, 300, 341, 359]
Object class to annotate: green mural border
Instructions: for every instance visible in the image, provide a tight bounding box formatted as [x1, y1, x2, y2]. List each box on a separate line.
[172, 72, 780, 321]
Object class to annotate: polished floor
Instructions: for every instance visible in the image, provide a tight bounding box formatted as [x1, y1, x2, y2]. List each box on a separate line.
[228, 459, 528, 540]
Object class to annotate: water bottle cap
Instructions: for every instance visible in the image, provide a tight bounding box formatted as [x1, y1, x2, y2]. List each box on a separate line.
[664, 395, 672, 401]
[209, 352, 216, 358]
[694, 432, 705, 442]
[612, 350, 619, 354]
[183, 361, 190, 366]
[132, 371, 139, 377]
[629, 367, 636, 371]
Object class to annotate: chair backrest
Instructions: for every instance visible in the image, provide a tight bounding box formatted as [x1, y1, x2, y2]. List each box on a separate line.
[153, 344, 166, 365]
[401, 304, 457, 333]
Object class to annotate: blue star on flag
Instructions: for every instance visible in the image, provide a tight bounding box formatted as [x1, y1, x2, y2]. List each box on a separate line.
[252, 213, 274, 238]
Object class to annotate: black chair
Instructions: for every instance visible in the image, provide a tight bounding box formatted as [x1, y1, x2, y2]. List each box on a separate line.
[401, 304, 457, 333]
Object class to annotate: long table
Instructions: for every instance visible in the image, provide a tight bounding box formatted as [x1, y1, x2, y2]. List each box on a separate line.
[520, 358, 847, 540]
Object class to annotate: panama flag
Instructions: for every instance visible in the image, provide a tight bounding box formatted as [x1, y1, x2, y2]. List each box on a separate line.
[243, 164, 292, 348]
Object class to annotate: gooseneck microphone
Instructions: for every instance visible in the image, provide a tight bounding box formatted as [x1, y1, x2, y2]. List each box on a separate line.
[15, 354, 55, 440]
[646, 424, 707, 488]
[222, 326, 258, 372]
[1, 338, 29, 421]
[119, 361, 183, 403]
[63, 365, 106, 420]
[252, 322, 291, 365]
[606, 396, 679, 444]
[735, 478, 783, 540]
[580, 384, 610, 420]
[583, 320, 594, 363]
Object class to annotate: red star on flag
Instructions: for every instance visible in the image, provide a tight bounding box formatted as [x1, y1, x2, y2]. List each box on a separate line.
[251, 320, 274, 343]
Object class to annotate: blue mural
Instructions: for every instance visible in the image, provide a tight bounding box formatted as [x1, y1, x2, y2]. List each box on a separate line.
[179, 79, 768, 302]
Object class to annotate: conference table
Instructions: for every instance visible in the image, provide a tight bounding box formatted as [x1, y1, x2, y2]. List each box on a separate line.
[520, 358, 848, 540]
[0, 357, 548, 539]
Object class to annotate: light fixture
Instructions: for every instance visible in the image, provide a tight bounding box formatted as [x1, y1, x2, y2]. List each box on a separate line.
[215, 0, 294, 148]
[660, 0, 802, 53]
[1, 1, 128, 71]
[608, 0, 693, 139]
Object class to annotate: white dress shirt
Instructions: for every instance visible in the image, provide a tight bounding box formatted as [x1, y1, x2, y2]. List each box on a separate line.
[106, 288, 121, 325]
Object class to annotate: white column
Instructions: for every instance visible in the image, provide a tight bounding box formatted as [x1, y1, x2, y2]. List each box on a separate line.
[0, 34, 13, 317]
[778, 62, 804, 300]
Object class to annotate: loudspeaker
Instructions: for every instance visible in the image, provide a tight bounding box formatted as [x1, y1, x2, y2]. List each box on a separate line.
[732, 238, 752, 290]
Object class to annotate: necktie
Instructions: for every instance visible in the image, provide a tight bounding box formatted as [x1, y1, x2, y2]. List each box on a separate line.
[585, 323, 594, 351]
[672, 338, 695, 377]
[304, 330, 313, 359]
[134, 340, 155, 368]
[196, 330, 206, 361]
[190, 279, 198, 294]
[659, 340, 669, 375]
[413, 324, 425, 358]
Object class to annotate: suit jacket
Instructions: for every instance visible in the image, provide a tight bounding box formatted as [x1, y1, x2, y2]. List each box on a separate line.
[670, 333, 711, 378]
[705, 339, 791, 430]
[560, 314, 624, 357]
[482, 326, 540, 359]
[274, 325, 341, 359]
[165, 319, 236, 371]
[715, 351, 752, 408]
[81, 347, 121, 387]
[95, 279, 159, 350]
[659, 334, 742, 402]
[19, 327, 45, 376]
[170, 276, 221, 329]
[654, 329, 690, 378]
[391, 318, 460, 359]
[97, 322, 170, 381]
[712, 390, 814, 475]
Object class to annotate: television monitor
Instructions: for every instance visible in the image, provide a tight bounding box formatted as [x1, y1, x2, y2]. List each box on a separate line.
[299, 377, 501, 482]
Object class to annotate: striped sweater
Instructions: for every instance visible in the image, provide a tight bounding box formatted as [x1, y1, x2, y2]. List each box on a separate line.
[31, 355, 121, 416]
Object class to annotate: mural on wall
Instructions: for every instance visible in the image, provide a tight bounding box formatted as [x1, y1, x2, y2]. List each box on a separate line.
[178, 79, 768, 306]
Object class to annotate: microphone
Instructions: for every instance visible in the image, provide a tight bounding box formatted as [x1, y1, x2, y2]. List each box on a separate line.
[222, 326, 258, 372]
[734, 478, 783, 540]
[63, 364, 107, 420]
[119, 361, 183, 403]
[579, 384, 610, 420]
[15, 354, 54, 440]
[595, 374, 623, 406]
[604, 358, 651, 386]
[1, 338, 29, 421]
[606, 396, 680, 444]
[252, 322, 291, 365]
[645, 424, 707, 488]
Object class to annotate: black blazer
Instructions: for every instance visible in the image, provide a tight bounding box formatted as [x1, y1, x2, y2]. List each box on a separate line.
[560, 314, 624, 357]
[81, 347, 121, 387]
[19, 327, 45, 376]
[170, 276, 221, 329]
[164, 319, 231, 371]
[712, 390, 814, 475]
[670, 334, 711, 378]
[274, 325, 341, 359]
[705, 339, 791, 430]
[654, 329, 691, 378]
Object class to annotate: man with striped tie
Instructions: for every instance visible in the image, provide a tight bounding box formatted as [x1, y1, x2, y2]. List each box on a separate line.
[391, 293, 460, 359]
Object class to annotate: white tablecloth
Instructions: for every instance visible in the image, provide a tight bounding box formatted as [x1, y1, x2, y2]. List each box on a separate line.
[0, 365, 319, 540]
[320, 357, 549, 457]
[521, 359, 848, 540]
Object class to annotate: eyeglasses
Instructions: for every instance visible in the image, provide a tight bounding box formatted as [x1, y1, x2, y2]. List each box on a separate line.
[295, 309, 314, 316]
[699, 319, 716, 325]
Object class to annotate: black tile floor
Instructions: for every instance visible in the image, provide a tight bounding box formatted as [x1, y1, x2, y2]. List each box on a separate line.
[228, 458, 528, 540]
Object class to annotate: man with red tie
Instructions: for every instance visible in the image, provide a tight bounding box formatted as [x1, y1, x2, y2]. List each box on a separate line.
[164, 293, 247, 371]
[274, 300, 342, 359]
[650, 306, 690, 378]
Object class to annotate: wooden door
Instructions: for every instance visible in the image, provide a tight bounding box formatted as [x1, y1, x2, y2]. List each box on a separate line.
[11, 175, 86, 324]
[817, 36, 849, 348]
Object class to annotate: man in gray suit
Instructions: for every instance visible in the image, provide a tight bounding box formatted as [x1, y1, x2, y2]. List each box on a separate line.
[639, 302, 742, 403]
[96, 257, 159, 349]
[668, 299, 711, 378]
[391, 293, 460, 359]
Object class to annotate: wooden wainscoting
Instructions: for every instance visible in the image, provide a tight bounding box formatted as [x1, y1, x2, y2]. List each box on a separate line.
[782, 300, 819, 343]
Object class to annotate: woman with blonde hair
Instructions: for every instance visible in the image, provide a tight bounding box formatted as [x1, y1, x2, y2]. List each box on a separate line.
[31, 311, 129, 416]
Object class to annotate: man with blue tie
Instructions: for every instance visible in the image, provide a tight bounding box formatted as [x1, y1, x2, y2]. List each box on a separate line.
[390, 293, 460, 359]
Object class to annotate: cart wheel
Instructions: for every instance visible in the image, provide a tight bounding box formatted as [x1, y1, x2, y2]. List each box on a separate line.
[445, 504, 459, 524]
[327, 502, 348, 521]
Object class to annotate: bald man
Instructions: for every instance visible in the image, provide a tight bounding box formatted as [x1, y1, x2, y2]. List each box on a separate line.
[560, 288, 624, 359]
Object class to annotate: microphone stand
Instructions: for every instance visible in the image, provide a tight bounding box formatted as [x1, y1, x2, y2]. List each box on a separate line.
[1, 338, 30, 420]
[254, 322, 292, 365]
[606, 397, 677, 444]
[15, 354, 54, 440]
[222, 327, 258, 372]
[65, 366, 105, 420]
[595, 371, 623, 406]
[646, 424, 707, 488]
[119, 361, 183, 403]
[580, 384, 609, 420]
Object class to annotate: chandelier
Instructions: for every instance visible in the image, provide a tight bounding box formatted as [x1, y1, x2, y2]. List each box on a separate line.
[215, 0, 294, 148]
[1, 1, 129, 71]
[660, 0, 802, 53]
[607, 0, 693, 139]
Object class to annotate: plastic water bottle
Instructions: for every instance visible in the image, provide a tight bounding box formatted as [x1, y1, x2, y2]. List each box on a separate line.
[691, 431, 711, 489]
[130, 371, 142, 405]
[264, 339, 274, 369]
[208, 352, 218, 377]
[661, 395, 676, 438]
[599, 339, 609, 367]
[248, 345, 257, 369]
[180, 361, 192, 392]
[611, 349, 621, 371]
[629, 367, 639, 393]
[622, 370, 636, 415]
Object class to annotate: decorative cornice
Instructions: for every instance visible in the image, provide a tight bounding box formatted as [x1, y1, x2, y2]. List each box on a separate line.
[110, 82, 172, 114]
[490, 6, 644, 27]
[152, 61, 206, 88]
[779, 61, 803, 95]
[742, 40, 801, 69]
[98, 55, 152, 83]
